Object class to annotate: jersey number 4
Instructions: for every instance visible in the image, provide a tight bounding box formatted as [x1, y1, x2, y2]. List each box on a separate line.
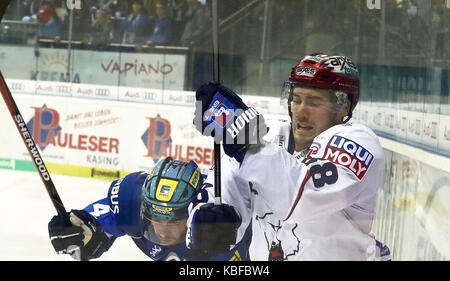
[90, 203, 110, 217]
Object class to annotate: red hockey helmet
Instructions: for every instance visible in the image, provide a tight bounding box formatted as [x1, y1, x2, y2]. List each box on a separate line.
[282, 54, 360, 121]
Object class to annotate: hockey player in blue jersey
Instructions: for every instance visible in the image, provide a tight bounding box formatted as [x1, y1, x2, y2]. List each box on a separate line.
[47, 157, 246, 261]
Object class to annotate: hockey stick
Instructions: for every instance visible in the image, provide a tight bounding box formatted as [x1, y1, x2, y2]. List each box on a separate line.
[211, 0, 222, 205]
[0, 72, 69, 219]
[0, 1, 11, 21]
[0, 2, 87, 261]
[0, 72, 90, 261]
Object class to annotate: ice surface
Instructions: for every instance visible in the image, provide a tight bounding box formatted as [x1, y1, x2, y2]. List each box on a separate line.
[0, 169, 149, 261]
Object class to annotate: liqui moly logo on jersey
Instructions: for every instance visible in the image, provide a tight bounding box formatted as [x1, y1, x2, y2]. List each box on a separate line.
[324, 135, 374, 180]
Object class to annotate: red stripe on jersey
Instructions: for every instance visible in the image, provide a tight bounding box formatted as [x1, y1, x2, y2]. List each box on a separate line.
[284, 169, 310, 221]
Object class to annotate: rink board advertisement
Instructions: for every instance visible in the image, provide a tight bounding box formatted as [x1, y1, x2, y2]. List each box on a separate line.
[353, 102, 450, 157]
[0, 94, 214, 177]
[0, 88, 284, 179]
[0, 45, 186, 90]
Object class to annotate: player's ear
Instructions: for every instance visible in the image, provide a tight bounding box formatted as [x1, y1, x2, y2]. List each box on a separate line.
[344, 99, 351, 115]
[337, 98, 351, 123]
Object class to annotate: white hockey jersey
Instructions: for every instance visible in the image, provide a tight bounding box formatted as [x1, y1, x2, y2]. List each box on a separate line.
[201, 120, 385, 260]
[284, 123, 385, 260]
[200, 119, 296, 250]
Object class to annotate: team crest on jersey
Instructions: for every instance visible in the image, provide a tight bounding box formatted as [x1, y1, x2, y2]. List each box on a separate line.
[306, 142, 321, 158]
[150, 245, 162, 258]
[324, 135, 373, 180]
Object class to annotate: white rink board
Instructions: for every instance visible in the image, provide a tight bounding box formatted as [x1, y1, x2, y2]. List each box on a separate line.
[0, 88, 286, 176]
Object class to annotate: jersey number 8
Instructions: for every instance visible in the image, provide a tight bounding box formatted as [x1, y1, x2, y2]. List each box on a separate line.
[303, 158, 339, 188]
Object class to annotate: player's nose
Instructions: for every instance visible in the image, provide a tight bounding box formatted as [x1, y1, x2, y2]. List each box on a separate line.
[292, 103, 309, 122]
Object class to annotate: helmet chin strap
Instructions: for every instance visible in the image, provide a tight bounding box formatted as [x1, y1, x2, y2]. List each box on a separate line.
[343, 114, 352, 123]
[342, 98, 354, 123]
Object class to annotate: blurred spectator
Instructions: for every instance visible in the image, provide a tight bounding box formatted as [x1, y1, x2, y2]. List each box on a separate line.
[89, 9, 113, 49]
[38, 3, 61, 39]
[90, 0, 130, 18]
[21, 0, 57, 19]
[56, 1, 92, 45]
[21, 2, 62, 39]
[142, 0, 157, 17]
[167, 0, 188, 45]
[145, 2, 172, 45]
[142, 0, 172, 18]
[120, 0, 152, 45]
[180, 0, 209, 47]
[178, 0, 210, 90]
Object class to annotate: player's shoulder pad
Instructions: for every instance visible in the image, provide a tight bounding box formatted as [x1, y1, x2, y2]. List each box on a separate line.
[107, 171, 148, 236]
[307, 122, 383, 181]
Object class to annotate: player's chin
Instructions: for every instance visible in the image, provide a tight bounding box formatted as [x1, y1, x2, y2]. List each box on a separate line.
[159, 238, 180, 246]
[293, 131, 315, 149]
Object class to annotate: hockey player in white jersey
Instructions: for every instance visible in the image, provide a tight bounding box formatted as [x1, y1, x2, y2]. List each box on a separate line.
[189, 53, 390, 260]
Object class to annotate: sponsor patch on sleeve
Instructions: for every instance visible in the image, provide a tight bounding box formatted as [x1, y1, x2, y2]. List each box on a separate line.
[323, 135, 374, 180]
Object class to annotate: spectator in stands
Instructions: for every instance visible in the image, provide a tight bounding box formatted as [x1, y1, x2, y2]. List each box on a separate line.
[120, 0, 152, 45]
[179, 0, 209, 47]
[166, 0, 187, 45]
[90, 0, 130, 18]
[56, 1, 92, 45]
[34, 2, 62, 39]
[142, 0, 173, 18]
[89, 8, 113, 50]
[145, 2, 172, 45]
[21, 0, 56, 20]
[178, 0, 210, 89]
[142, 0, 157, 18]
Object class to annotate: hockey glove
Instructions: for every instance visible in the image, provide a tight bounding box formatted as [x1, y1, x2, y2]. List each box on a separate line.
[48, 209, 108, 260]
[187, 203, 241, 260]
[193, 81, 268, 159]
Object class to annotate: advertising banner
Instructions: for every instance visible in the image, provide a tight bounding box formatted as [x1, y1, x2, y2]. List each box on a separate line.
[0, 45, 186, 90]
[0, 91, 284, 178]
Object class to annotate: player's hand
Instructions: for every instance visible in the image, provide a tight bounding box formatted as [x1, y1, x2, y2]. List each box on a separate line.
[48, 209, 106, 260]
[187, 203, 241, 260]
[193, 81, 268, 158]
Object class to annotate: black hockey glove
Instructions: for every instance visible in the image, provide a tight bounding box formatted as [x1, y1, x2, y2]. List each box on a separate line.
[193, 81, 268, 159]
[187, 203, 241, 260]
[48, 209, 108, 260]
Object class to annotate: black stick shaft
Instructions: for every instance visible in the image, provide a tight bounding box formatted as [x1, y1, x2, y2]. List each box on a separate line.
[0, 72, 88, 261]
[0, 0, 69, 220]
[0, 0, 87, 261]
[0, 72, 69, 218]
[212, 0, 221, 205]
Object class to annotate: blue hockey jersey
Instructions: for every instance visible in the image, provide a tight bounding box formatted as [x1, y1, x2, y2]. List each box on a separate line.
[83, 171, 251, 261]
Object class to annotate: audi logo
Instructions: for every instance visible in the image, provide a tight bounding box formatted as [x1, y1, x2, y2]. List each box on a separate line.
[57, 85, 72, 94]
[10, 83, 25, 91]
[95, 88, 110, 96]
